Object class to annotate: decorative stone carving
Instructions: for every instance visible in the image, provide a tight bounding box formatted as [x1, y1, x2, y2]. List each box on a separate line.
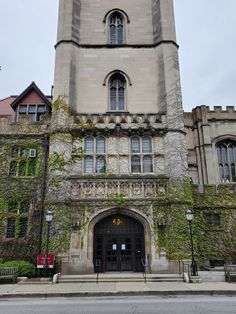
[68, 177, 167, 200]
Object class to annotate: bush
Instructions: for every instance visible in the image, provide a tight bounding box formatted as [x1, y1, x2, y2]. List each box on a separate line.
[0, 261, 35, 277]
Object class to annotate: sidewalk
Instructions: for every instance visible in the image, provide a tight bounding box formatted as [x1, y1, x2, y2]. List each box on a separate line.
[0, 281, 236, 298]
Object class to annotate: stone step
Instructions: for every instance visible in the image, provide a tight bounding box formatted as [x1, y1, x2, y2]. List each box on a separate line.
[59, 273, 183, 283]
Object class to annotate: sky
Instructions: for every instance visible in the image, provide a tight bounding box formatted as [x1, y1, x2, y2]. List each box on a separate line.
[0, 0, 236, 112]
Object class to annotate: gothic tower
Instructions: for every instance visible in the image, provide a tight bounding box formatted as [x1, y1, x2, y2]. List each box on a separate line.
[51, 0, 187, 274]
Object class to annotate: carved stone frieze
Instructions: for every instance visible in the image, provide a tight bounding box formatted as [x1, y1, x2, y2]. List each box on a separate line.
[69, 177, 168, 200]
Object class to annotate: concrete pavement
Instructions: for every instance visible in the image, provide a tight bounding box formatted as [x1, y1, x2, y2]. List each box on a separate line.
[0, 281, 236, 298]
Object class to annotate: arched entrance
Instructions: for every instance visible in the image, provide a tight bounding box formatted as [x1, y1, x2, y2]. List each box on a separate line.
[93, 213, 145, 272]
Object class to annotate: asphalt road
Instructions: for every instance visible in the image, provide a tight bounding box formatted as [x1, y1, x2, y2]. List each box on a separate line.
[0, 296, 236, 314]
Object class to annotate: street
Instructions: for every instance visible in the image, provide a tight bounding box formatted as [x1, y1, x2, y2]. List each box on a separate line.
[0, 296, 236, 314]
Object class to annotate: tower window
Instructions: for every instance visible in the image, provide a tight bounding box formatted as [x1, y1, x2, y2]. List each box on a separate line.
[109, 74, 126, 111]
[109, 12, 124, 45]
[217, 140, 236, 182]
[130, 136, 153, 173]
[84, 137, 106, 174]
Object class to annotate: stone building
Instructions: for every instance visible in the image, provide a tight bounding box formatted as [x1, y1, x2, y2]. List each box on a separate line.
[0, 0, 236, 273]
[0, 82, 51, 263]
[185, 106, 236, 185]
[49, 0, 187, 274]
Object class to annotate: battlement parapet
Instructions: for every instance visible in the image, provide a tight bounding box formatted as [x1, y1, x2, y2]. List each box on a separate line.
[191, 183, 236, 194]
[184, 106, 236, 128]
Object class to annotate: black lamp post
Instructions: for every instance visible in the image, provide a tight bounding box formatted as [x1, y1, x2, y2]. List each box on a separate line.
[185, 209, 198, 276]
[44, 210, 53, 277]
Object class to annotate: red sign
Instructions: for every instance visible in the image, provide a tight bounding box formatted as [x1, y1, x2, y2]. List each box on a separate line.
[37, 254, 55, 269]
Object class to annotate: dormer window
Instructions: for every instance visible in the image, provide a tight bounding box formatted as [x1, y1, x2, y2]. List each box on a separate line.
[17, 104, 46, 122]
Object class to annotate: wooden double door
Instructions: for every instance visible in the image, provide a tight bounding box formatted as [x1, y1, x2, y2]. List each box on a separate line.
[94, 214, 145, 272]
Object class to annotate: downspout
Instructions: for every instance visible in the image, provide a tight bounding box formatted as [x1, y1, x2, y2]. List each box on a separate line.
[37, 134, 50, 255]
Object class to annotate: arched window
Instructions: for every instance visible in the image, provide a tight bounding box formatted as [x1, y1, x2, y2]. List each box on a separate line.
[131, 156, 141, 173]
[131, 136, 140, 153]
[84, 137, 94, 153]
[96, 136, 105, 154]
[142, 136, 152, 153]
[217, 140, 236, 182]
[109, 12, 124, 45]
[109, 74, 126, 111]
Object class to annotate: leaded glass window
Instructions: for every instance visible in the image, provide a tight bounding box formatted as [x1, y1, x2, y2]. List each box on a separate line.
[84, 137, 94, 153]
[217, 140, 236, 182]
[19, 218, 28, 238]
[96, 156, 106, 173]
[130, 136, 153, 173]
[143, 156, 153, 173]
[142, 136, 152, 153]
[131, 137, 140, 153]
[6, 200, 31, 239]
[96, 137, 105, 154]
[131, 156, 141, 173]
[6, 218, 16, 238]
[84, 137, 106, 174]
[109, 74, 126, 111]
[109, 13, 124, 45]
[84, 156, 94, 173]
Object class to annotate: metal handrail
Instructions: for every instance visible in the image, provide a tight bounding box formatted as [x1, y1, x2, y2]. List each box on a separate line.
[95, 258, 101, 284]
[141, 258, 147, 283]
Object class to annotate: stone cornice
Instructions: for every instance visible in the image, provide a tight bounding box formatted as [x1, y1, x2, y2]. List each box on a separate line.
[55, 40, 179, 50]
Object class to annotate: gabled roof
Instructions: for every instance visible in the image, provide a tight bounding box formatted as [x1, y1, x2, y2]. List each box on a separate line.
[0, 96, 16, 118]
[10, 81, 52, 110]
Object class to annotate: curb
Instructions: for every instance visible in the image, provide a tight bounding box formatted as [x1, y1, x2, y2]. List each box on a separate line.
[1, 290, 236, 299]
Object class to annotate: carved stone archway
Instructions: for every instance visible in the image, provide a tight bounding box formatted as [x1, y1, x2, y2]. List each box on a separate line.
[87, 207, 152, 271]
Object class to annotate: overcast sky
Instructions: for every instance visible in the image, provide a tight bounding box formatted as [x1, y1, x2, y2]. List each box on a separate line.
[0, 0, 236, 112]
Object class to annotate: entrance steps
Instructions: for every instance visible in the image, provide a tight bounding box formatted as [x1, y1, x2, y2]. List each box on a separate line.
[59, 273, 183, 283]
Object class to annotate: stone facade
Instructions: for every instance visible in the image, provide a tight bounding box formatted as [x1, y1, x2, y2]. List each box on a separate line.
[49, 0, 187, 274]
[1, 0, 236, 273]
[184, 106, 236, 185]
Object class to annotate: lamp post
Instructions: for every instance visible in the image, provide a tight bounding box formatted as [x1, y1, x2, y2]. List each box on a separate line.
[44, 210, 53, 277]
[185, 209, 198, 276]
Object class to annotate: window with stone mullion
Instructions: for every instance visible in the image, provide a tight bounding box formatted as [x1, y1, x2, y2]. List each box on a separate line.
[109, 75, 126, 111]
[84, 137, 106, 174]
[109, 14, 124, 45]
[217, 141, 236, 182]
[6, 201, 30, 239]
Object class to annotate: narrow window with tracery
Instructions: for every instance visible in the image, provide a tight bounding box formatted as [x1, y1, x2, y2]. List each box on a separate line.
[217, 140, 236, 182]
[109, 12, 124, 45]
[109, 74, 126, 111]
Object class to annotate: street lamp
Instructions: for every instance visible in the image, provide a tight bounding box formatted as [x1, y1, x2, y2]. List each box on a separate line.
[44, 210, 53, 277]
[185, 209, 198, 276]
